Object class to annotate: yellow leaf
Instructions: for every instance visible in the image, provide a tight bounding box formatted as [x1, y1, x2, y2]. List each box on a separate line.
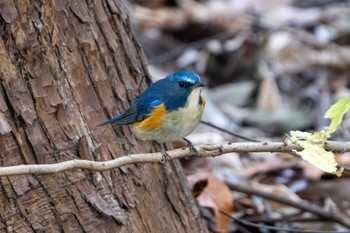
[288, 131, 342, 176]
[312, 131, 328, 141]
[289, 130, 313, 142]
[294, 141, 342, 176]
[289, 130, 326, 143]
[287, 98, 350, 177]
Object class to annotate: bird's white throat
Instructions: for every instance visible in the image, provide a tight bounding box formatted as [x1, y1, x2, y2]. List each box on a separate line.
[186, 87, 202, 109]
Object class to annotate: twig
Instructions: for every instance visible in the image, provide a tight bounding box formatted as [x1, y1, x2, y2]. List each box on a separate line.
[200, 120, 260, 142]
[0, 141, 349, 176]
[243, 215, 330, 224]
[220, 211, 349, 233]
[226, 181, 350, 229]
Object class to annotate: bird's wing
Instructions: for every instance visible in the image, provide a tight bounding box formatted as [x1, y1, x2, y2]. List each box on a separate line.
[97, 99, 163, 126]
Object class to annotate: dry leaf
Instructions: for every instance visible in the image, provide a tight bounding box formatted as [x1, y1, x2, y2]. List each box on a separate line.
[188, 172, 234, 232]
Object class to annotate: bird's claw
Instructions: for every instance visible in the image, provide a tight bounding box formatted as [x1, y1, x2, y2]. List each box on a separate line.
[183, 138, 199, 156]
[159, 149, 171, 164]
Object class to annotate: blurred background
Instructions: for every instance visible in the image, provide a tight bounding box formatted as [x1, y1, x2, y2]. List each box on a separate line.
[127, 0, 350, 232]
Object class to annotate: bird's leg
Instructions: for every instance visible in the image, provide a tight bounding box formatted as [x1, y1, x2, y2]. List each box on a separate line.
[154, 142, 171, 163]
[183, 138, 199, 156]
[160, 148, 171, 164]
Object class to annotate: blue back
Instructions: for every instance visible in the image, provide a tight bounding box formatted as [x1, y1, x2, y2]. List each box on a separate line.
[138, 71, 201, 111]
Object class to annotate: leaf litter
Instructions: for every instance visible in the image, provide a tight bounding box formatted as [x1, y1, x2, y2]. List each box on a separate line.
[129, 0, 350, 231]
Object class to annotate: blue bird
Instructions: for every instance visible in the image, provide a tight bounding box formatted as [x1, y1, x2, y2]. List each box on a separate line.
[98, 71, 205, 150]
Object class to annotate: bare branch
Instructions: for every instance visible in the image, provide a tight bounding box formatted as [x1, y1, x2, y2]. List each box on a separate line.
[0, 141, 349, 176]
[227, 181, 350, 229]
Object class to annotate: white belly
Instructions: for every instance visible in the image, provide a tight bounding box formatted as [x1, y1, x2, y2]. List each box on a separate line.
[131, 88, 204, 142]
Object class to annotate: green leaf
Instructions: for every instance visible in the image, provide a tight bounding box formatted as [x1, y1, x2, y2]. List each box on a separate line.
[324, 98, 350, 137]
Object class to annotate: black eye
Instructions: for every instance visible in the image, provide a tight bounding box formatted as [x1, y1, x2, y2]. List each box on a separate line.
[179, 81, 185, 88]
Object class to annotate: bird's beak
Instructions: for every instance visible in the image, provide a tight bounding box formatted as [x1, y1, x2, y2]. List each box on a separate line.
[194, 83, 206, 88]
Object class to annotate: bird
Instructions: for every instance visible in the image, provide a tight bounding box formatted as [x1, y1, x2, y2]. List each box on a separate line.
[97, 71, 206, 155]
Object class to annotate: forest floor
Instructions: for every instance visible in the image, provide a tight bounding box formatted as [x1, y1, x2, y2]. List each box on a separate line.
[129, 1, 350, 232]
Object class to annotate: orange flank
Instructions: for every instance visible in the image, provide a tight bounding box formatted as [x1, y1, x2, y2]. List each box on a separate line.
[201, 95, 206, 107]
[133, 104, 166, 130]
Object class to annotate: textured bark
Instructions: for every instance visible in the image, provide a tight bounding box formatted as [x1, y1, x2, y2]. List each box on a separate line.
[0, 0, 207, 232]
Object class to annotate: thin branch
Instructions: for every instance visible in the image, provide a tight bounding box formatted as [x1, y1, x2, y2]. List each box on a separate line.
[200, 120, 260, 142]
[0, 141, 349, 176]
[226, 181, 350, 229]
[220, 210, 350, 233]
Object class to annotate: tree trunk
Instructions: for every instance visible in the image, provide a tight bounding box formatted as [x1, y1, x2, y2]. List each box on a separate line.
[0, 0, 207, 232]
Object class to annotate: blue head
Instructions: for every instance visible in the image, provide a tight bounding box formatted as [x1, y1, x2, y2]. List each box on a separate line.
[139, 71, 205, 111]
[167, 71, 202, 88]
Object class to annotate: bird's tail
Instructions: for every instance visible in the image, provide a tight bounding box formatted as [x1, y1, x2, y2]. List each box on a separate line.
[96, 114, 124, 126]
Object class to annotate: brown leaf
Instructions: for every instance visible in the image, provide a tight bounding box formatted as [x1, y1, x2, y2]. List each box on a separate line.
[257, 76, 282, 110]
[188, 172, 234, 232]
[192, 179, 208, 198]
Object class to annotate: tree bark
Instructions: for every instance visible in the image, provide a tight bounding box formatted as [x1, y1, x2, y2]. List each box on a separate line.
[0, 0, 207, 232]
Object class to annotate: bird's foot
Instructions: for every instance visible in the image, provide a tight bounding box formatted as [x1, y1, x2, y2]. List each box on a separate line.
[183, 138, 199, 156]
[159, 148, 171, 164]
[154, 142, 171, 164]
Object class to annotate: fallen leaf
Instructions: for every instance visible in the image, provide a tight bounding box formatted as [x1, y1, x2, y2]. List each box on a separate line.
[192, 179, 208, 198]
[188, 172, 234, 232]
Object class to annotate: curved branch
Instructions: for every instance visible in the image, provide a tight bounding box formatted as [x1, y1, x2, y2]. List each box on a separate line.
[0, 141, 349, 176]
